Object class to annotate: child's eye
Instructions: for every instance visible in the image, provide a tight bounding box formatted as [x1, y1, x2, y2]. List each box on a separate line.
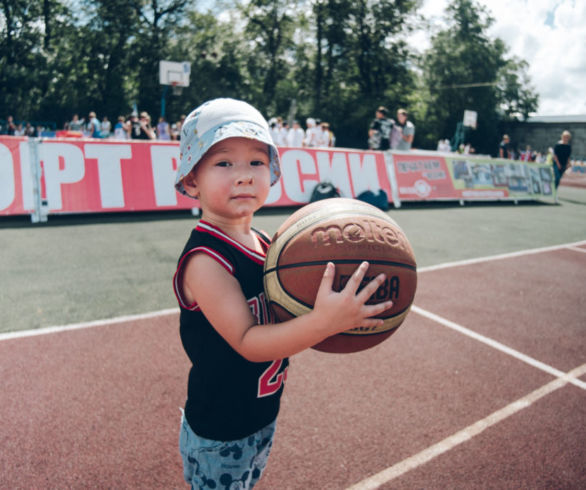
[250, 160, 267, 166]
[216, 161, 231, 167]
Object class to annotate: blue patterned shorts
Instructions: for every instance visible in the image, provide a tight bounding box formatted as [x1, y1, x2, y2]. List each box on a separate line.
[179, 413, 276, 489]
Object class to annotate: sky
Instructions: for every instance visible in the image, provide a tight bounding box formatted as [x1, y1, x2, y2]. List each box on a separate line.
[414, 0, 586, 116]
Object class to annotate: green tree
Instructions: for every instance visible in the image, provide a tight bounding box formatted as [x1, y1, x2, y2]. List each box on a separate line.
[238, 0, 300, 116]
[309, 0, 419, 148]
[166, 9, 253, 121]
[418, 0, 538, 153]
[1, 0, 538, 149]
[129, 0, 190, 119]
[71, 0, 141, 121]
[497, 57, 539, 121]
[0, 0, 50, 121]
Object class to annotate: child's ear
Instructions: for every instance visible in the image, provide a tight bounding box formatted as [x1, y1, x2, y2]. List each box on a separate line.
[182, 173, 199, 198]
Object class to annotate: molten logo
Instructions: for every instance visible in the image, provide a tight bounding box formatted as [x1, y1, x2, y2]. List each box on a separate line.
[310, 219, 405, 248]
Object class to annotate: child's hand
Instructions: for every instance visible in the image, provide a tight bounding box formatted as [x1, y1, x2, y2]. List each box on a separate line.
[312, 261, 393, 337]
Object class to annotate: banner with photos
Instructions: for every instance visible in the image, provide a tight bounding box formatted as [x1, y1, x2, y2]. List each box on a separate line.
[389, 151, 555, 203]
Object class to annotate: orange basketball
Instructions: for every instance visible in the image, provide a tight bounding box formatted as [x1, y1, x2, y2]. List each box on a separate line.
[263, 198, 417, 353]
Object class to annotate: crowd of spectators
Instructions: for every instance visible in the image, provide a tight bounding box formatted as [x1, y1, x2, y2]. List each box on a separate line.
[3, 111, 579, 174]
[0, 111, 188, 141]
[368, 106, 415, 151]
[3, 110, 339, 147]
[268, 116, 335, 148]
[0, 115, 52, 137]
[57, 111, 187, 141]
[498, 133, 554, 164]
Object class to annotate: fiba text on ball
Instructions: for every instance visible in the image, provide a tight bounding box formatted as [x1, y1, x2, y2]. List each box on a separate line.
[339, 274, 400, 302]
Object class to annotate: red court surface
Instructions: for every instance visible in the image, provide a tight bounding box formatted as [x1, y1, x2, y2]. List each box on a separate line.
[562, 170, 586, 189]
[1, 242, 585, 489]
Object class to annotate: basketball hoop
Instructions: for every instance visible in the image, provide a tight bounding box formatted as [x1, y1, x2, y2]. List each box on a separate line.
[159, 60, 190, 117]
[171, 81, 183, 96]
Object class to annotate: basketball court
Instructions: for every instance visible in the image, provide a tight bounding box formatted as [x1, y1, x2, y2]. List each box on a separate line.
[1, 233, 584, 488]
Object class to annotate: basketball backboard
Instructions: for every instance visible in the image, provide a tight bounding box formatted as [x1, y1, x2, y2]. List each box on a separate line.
[463, 110, 478, 129]
[159, 60, 191, 87]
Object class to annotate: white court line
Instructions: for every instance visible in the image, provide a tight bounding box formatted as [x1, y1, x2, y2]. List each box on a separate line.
[0, 308, 178, 342]
[418, 239, 586, 273]
[2, 240, 584, 488]
[346, 363, 586, 490]
[568, 245, 586, 254]
[346, 241, 586, 489]
[412, 306, 586, 390]
[2, 239, 584, 342]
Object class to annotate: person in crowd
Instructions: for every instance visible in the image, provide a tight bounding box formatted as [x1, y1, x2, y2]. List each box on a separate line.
[553, 130, 572, 191]
[389, 108, 415, 150]
[170, 123, 180, 141]
[168, 114, 186, 141]
[437, 138, 451, 152]
[286, 120, 305, 147]
[278, 121, 289, 146]
[326, 123, 335, 147]
[100, 116, 111, 138]
[172, 97, 391, 489]
[545, 147, 554, 165]
[535, 151, 545, 164]
[368, 106, 392, 150]
[520, 145, 535, 162]
[268, 117, 280, 144]
[129, 112, 156, 140]
[499, 134, 512, 159]
[127, 113, 139, 138]
[157, 116, 171, 140]
[14, 123, 25, 136]
[113, 116, 128, 139]
[69, 114, 85, 132]
[23, 122, 37, 137]
[86, 111, 102, 138]
[176, 114, 186, 133]
[317, 122, 335, 147]
[303, 117, 320, 147]
[3, 115, 17, 135]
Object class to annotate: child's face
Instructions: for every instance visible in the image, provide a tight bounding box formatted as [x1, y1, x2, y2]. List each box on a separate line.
[183, 137, 271, 221]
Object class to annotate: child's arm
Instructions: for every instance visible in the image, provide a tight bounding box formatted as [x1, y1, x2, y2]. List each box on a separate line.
[182, 254, 392, 362]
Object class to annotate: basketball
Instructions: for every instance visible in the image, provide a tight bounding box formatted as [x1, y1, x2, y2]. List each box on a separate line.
[263, 197, 417, 353]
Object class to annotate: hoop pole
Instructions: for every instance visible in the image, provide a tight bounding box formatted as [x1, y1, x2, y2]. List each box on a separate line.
[161, 85, 169, 118]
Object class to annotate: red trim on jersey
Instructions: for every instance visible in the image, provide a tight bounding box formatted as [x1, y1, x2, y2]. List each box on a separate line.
[173, 246, 234, 311]
[197, 220, 268, 265]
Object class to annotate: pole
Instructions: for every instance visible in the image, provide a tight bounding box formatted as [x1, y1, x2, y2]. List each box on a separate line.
[161, 85, 169, 118]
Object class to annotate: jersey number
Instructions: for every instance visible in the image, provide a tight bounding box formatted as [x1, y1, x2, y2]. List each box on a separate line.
[258, 359, 288, 398]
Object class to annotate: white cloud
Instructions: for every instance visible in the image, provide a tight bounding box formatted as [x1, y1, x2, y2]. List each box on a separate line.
[417, 0, 586, 116]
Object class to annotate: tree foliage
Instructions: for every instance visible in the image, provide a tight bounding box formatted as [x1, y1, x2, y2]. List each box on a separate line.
[0, 0, 537, 150]
[417, 0, 538, 154]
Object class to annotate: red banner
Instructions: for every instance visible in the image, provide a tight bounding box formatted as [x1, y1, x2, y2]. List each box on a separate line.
[0, 138, 391, 216]
[391, 153, 455, 200]
[267, 147, 391, 206]
[0, 137, 29, 215]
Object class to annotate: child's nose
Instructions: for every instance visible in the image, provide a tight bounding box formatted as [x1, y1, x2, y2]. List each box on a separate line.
[236, 168, 253, 184]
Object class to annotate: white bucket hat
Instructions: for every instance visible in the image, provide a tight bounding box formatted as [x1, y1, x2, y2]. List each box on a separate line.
[175, 98, 281, 197]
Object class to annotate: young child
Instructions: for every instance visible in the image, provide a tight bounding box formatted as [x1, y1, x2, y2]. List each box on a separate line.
[173, 98, 392, 489]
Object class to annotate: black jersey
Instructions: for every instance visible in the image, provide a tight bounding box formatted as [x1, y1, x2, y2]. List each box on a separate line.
[173, 220, 289, 441]
[554, 142, 572, 172]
